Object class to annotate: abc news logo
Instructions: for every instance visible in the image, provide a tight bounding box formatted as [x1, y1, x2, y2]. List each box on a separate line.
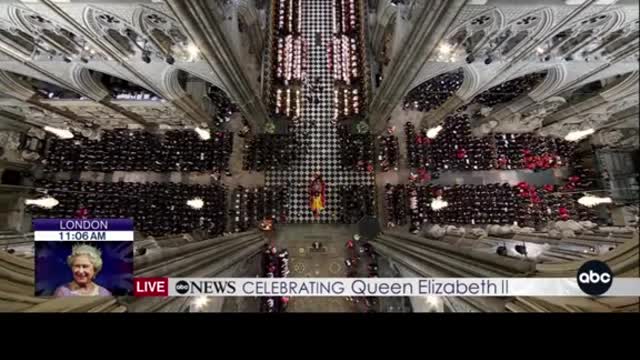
[576, 260, 614, 296]
[175, 280, 236, 295]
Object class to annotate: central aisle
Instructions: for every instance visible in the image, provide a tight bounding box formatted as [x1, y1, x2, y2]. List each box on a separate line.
[266, 0, 373, 224]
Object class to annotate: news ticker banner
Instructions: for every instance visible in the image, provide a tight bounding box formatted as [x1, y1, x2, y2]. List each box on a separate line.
[134, 277, 640, 297]
[33, 219, 134, 241]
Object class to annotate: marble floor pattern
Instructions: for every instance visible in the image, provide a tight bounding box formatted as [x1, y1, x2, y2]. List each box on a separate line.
[265, 0, 374, 224]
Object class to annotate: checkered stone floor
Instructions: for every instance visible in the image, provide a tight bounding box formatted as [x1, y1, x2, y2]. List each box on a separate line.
[265, 0, 374, 224]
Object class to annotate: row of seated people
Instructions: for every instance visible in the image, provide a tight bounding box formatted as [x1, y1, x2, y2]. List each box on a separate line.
[337, 125, 374, 172]
[269, 0, 304, 107]
[330, 0, 367, 120]
[44, 129, 233, 173]
[378, 134, 399, 172]
[260, 245, 290, 312]
[229, 186, 289, 233]
[515, 181, 598, 225]
[329, 0, 366, 80]
[338, 185, 375, 223]
[208, 86, 239, 127]
[272, 0, 302, 35]
[270, 84, 304, 119]
[385, 182, 598, 233]
[405, 113, 575, 172]
[471, 72, 547, 108]
[495, 133, 575, 170]
[243, 134, 302, 171]
[384, 184, 408, 228]
[28, 179, 227, 237]
[100, 76, 162, 101]
[403, 69, 464, 113]
[405, 116, 493, 172]
[332, 0, 363, 35]
[563, 162, 598, 191]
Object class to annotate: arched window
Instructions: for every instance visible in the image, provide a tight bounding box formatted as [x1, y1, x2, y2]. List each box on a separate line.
[581, 20, 640, 60]
[438, 10, 502, 62]
[3, 70, 82, 100]
[0, 26, 35, 56]
[476, 9, 551, 61]
[88, 69, 162, 101]
[10, 8, 101, 62]
[141, 10, 196, 63]
[538, 12, 619, 62]
[93, 11, 137, 57]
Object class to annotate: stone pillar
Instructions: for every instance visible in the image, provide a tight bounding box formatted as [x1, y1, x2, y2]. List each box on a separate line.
[489, 96, 536, 124]
[542, 95, 607, 128]
[0, 110, 31, 132]
[371, 230, 523, 312]
[369, 0, 394, 61]
[166, 0, 269, 132]
[368, 0, 467, 134]
[420, 94, 466, 128]
[124, 230, 265, 312]
[371, 228, 639, 312]
[512, 231, 639, 312]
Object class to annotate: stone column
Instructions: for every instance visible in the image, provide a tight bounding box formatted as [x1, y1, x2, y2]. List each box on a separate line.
[369, 0, 394, 61]
[511, 231, 639, 312]
[420, 94, 466, 128]
[166, 0, 269, 132]
[371, 228, 639, 312]
[124, 230, 265, 312]
[368, 0, 467, 134]
[0, 109, 31, 132]
[371, 230, 524, 312]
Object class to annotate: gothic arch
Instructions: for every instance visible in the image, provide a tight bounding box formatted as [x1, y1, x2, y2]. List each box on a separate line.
[162, 66, 187, 100]
[171, 65, 226, 92]
[373, 1, 398, 60]
[0, 19, 35, 57]
[162, 67, 237, 117]
[377, 1, 398, 30]
[7, 6, 99, 62]
[70, 66, 110, 100]
[456, 65, 481, 101]
[84, 6, 163, 62]
[440, 8, 505, 62]
[478, 8, 554, 61]
[236, 0, 264, 58]
[163, 68, 231, 99]
[0, 70, 37, 99]
[537, 9, 625, 62]
[601, 71, 639, 101]
[135, 6, 195, 63]
[380, 11, 397, 66]
[471, 70, 548, 107]
[581, 19, 639, 62]
[528, 64, 567, 101]
[0, 69, 81, 100]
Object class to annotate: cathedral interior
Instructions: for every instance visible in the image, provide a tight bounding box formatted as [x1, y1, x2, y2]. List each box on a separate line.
[0, 0, 638, 313]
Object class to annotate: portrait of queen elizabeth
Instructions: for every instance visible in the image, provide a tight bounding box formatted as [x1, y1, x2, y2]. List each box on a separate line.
[53, 244, 112, 297]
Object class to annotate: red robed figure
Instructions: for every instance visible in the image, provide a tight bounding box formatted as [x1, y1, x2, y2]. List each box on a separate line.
[309, 174, 326, 218]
